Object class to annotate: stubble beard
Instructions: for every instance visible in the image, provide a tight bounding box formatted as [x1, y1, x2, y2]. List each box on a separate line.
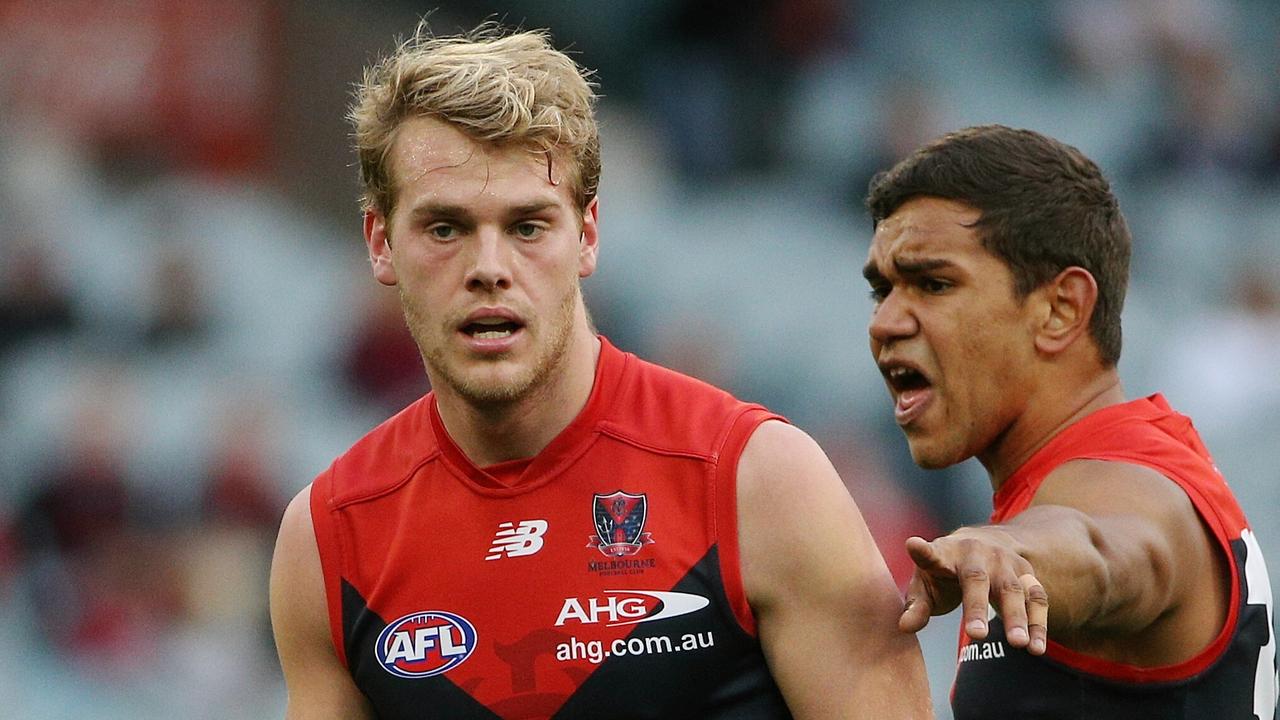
[400, 283, 581, 408]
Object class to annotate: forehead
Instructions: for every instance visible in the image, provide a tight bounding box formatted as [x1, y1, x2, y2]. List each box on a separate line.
[867, 196, 990, 267]
[387, 116, 574, 210]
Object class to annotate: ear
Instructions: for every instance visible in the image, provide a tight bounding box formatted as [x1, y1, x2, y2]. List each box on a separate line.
[364, 209, 398, 286]
[578, 196, 600, 279]
[1034, 266, 1097, 356]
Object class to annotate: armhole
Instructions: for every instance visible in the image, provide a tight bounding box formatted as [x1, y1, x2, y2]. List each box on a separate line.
[309, 467, 350, 669]
[712, 407, 786, 638]
[1042, 455, 1243, 683]
[1153, 465, 1243, 677]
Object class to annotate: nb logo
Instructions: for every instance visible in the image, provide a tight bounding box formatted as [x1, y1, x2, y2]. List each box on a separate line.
[485, 520, 549, 560]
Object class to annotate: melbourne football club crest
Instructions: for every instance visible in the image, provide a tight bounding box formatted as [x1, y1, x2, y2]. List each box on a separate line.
[589, 490, 655, 557]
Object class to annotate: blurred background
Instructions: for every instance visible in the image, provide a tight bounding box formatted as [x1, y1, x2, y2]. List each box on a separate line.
[1, 0, 1277, 717]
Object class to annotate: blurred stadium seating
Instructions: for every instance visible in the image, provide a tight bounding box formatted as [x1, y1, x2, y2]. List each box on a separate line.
[1, 1, 1277, 717]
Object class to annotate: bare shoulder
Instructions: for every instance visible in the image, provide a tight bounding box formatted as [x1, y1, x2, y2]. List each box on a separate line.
[270, 484, 328, 665]
[271, 485, 327, 621]
[1032, 458, 1212, 578]
[735, 419, 893, 611]
[270, 484, 374, 719]
[737, 420, 833, 505]
[1030, 459, 1228, 656]
[1034, 459, 1201, 527]
[274, 485, 317, 568]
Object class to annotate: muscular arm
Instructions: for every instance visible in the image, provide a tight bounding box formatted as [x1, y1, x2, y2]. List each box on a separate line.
[900, 460, 1225, 661]
[270, 486, 374, 719]
[739, 421, 933, 719]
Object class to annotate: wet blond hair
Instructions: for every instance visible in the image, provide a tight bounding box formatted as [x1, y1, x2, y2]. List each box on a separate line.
[350, 22, 600, 217]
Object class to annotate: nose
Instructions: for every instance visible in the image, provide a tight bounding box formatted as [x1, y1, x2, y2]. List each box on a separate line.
[464, 229, 513, 292]
[868, 289, 918, 346]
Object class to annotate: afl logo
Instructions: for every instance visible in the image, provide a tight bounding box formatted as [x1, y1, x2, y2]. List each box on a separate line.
[375, 610, 477, 679]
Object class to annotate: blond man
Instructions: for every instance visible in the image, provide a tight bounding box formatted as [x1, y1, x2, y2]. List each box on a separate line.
[270, 24, 932, 719]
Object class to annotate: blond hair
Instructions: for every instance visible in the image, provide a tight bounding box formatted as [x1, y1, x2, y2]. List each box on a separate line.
[350, 22, 600, 216]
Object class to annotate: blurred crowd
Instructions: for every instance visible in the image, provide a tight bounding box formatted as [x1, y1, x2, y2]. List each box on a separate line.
[1, 1, 1277, 717]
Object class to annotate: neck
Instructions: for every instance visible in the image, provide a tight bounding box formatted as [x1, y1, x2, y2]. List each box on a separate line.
[979, 367, 1126, 491]
[435, 327, 601, 468]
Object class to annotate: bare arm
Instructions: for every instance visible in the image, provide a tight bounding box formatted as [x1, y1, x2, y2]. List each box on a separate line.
[900, 460, 1223, 660]
[739, 421, 933, 719]
[270, 486, 375, 719]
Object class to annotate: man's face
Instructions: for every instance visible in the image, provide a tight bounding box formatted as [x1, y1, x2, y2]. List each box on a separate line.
[863, 197, 1037, 469]
[365, 116, 598, 406]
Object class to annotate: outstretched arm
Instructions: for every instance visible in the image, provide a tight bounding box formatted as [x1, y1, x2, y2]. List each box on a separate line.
[899, 459, 1224, 659]
[739, 421, 933, 719]
[270, 486, 375, 719]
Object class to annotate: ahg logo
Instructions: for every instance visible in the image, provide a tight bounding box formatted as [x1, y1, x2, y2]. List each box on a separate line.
[554, 590, 709, 627]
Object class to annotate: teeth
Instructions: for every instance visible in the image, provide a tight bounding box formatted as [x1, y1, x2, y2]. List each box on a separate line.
[474, 329, 512, 340]
[889, 367, 910, 379]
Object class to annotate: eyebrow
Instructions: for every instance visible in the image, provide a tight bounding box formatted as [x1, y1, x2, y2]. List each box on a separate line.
[407, 200, 563, 223]
[895, 257, 957, 274]
[408, 203, 471, 222]
[862, 257, 958, 281]
[509, 200, 562, 216]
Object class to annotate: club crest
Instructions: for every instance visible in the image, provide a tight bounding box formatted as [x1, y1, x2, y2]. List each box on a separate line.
[589, 490, 655, 557]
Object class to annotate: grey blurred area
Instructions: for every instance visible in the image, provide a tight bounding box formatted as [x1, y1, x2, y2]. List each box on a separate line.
[1, 0, 1277, 717]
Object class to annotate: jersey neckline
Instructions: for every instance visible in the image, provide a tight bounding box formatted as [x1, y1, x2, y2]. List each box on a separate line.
[994, 394, 1169, 511]
[427, 335, 628, 496]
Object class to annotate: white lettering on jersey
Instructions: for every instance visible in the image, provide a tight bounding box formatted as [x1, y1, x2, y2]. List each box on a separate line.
[375, 610, 477, 679]
[384, 625, 468, 664]
[485, 519, 548, 560]
[554, 590, 710, 627]
[958, 640, 1006, 662]
[1242, 529, 1277, 717]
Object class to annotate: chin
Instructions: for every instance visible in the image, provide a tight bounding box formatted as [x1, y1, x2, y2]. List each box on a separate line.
[906, 439, 965, 470]
[453, 368, 539, 405]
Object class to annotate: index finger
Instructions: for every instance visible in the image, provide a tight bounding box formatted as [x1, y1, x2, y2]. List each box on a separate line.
[957, 564, 992, 641]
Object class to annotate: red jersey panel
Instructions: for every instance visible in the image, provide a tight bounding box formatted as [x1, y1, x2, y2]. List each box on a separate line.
[309, 338, 794, 719]
[953, 395, 1278, 720]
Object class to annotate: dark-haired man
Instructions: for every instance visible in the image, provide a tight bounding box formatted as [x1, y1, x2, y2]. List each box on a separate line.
[862, 124, 1277, 719]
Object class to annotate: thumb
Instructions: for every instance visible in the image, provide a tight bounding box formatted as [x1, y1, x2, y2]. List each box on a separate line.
[899, 571, 934, 633]
[905, 536, 945, 572]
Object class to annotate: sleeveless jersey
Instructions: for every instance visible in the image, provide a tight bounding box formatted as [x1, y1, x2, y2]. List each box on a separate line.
[309, 338, 794, 719]
[952, 394, 1278, 720]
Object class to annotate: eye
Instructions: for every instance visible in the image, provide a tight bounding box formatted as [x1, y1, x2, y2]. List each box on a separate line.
[512, 222, 545, 240]
[867, 283, 891, 303]
[427, 223, 458, 241]
[919, 277, 952, 294]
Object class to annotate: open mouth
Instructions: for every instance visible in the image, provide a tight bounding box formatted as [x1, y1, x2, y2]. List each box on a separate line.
[885, 365, 930, 395]
[462, 318, 523, 340]
[880, 361, 935, 426]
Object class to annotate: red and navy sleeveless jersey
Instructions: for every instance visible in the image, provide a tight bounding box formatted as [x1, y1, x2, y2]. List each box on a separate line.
[952, 394, 1278, 720]
[309, 337, 794, 719]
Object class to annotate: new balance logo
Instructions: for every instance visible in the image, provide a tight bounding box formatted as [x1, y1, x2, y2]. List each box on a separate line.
[485, 520, 549, 560]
